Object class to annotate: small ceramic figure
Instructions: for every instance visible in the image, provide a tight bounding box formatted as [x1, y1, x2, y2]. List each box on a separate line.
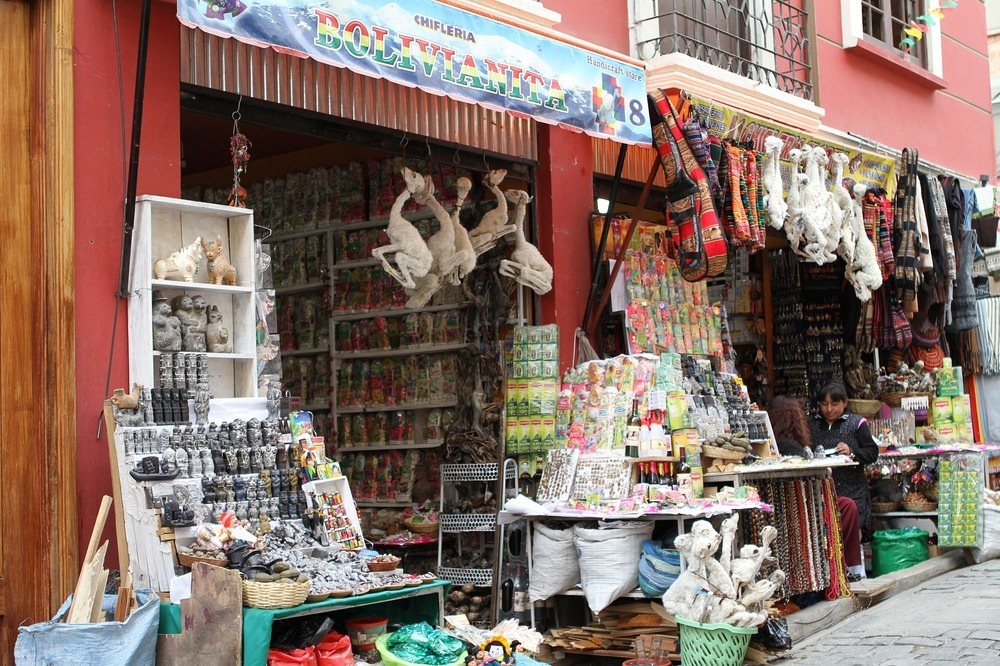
[205, 305, 232, 353]
[152, 302, 183, 351]
[153, 236, 204, 282]
[201, 234, 239, 286]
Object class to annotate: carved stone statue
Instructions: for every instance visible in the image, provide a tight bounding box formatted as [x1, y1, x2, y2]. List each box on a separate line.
[205, 305, 232, 353]
[173, 294, 207, 352]
[194, 386, 212, 426]
[152, 297, 183, 352]
[266, 381, 281, 420]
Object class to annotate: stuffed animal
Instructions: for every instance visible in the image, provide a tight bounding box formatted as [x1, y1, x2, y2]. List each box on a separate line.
[372, 168, 434, 289]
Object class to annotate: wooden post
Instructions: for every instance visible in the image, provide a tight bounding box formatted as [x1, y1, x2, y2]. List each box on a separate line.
[104, 402, 131, 577]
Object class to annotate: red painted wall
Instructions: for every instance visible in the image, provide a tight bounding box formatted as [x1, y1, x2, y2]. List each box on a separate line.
[814, 1, 994, 178]
[74, 0, 180, 561]
[545, 0, 630, 54]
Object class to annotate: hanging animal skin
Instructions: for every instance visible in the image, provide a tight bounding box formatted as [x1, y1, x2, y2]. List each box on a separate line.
[404, 175, 472, 308]
[498, 190, 552, 295]
[468, 170, 514, 254]
[797, 146, 836, 265]
[371, 168, 434, 289]
[762, 136, 787, 230]
[846, 184, 883, 301]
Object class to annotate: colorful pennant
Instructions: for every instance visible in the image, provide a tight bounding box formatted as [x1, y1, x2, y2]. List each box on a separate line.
[900, 1, 960, 51]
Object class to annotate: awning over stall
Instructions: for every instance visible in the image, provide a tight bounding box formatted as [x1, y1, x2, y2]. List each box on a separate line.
[177, 0, 653, 146]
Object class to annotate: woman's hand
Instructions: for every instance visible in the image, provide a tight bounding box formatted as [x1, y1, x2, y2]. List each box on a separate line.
[834, 442, 853, 457]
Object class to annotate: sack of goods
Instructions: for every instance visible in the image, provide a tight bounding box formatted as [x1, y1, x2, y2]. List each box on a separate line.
[528, 523, 580, 602]
[638, 540, 681, 597]
[574, 521, 655, 613]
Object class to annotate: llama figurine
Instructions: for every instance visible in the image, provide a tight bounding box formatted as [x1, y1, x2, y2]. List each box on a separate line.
[371, 168, 434, 289]
[498, 190, 553, 295]
[153, 237, 204, 282]
[201, 235, 239, 285]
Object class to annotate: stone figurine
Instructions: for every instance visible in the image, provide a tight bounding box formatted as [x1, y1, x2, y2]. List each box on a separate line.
[152, 302, 183, 351]
[266, 381, 281, 420]
[153, 236, 204, 282]
[194, 386, 212, 426]
[205, 305, 232, 353]
[173, 294, 207, 352]
[201, 234, 239, 286]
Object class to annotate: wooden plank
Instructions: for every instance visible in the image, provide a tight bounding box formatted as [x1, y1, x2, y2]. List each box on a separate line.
[89, 568, 111, 623]
[849, 578, 897, 598]
[67, 496, 112, 622]
[66, 542, 108, 624]
[104, 403, 131, 578]
[157, 563, 243, 666]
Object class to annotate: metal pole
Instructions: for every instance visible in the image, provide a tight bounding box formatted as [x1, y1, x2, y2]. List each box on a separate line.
[580, 142, 629, 334]
[117, 0, 153, 297]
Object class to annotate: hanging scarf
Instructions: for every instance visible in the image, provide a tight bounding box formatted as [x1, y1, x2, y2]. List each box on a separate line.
[893, 148, 922, 310]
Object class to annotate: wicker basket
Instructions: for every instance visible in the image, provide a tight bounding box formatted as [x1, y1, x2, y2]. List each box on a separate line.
[242, 578, 311, 609]
[702, 445, 748, 461]
[848, 399, 883, 419]
[403, 518, 439, 535]
[881, 391, 933, 408]
[366, 558, 401, 572]
[872, 501, 902, 514]
[177, 552, 228, 569]
[903, 502, 938, 513]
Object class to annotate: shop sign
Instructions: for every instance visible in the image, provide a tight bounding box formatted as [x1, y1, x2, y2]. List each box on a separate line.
[687, 96, 897, 191]
[178, 0, 653, 146]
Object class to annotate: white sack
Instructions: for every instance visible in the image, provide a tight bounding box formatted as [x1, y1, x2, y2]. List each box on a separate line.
[529, 524, 580, 602]
[574, 521, 654, 613]
[972, 504, 1000, 563]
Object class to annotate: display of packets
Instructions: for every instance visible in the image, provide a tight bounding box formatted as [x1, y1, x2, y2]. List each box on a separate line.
[937, 454, 983, 548]
[505, 326, 560, 455]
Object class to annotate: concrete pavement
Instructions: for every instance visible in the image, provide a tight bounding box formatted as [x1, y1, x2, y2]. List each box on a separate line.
[777, 559, 1000, 664]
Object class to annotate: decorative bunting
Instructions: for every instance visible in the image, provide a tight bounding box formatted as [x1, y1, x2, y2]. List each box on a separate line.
[899, 1, 960, 52]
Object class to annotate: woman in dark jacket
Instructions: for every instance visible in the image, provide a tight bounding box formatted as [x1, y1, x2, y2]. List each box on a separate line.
[770, 394, 866, 581]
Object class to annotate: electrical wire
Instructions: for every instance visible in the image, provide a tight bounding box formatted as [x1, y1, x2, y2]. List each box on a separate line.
[97, 0, 130, 439]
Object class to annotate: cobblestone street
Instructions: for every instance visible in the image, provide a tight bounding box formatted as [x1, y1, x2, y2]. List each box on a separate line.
[779, 559, 1000, 664]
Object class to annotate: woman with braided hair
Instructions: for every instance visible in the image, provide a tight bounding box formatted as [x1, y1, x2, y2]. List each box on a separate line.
[769, 395, 865, 582]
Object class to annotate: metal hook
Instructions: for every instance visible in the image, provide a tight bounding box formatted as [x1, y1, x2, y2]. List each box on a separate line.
[425, 136, 433, 160]
[453, 148, 461, 166]
[232, 95, 243, 133]
[483, 148, 490, 172]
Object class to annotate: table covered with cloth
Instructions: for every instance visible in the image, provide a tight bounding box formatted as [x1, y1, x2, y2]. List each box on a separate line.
[158, 580, 448, 666]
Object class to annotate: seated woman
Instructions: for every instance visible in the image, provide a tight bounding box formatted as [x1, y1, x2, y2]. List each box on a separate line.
[768, 395, 864, 582]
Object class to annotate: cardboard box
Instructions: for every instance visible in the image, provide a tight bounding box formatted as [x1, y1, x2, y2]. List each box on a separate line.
[937, 365, 963, 397]
[932, 397, 954, 425]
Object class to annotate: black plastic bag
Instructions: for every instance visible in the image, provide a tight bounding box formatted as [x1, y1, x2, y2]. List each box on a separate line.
[756, 617, 791, 650]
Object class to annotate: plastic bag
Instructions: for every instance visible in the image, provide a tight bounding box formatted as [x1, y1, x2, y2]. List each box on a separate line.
[384, 622, 465, 665]
[528, 523, 580, 601]
[972, 504, 1000, 563]
[638, 540, 681, 597]
[267, 646, 317, 665]
[15, 589, 160, 666]
[756, 617, 791, 650]
[316, 631, 353, 666]
[871, 527, 929, 577]
[574, 521, 654, 613]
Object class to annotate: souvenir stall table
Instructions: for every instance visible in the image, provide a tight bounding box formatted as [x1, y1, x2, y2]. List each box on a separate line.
[702, 457, 858, 601]
[159, 580, 449, 666]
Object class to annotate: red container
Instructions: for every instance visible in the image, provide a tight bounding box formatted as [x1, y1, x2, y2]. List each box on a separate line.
[344, 617, 388, 651]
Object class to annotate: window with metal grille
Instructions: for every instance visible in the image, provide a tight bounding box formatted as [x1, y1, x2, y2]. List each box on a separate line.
[860, 0, 927, 66]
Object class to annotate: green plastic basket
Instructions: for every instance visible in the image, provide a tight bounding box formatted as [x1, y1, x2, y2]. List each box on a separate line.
[374, 633, 467, 666]
[676, 616, 757, 666]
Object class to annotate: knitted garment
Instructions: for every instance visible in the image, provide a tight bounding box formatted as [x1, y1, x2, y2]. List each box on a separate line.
[683, 117, 720, 196]
[949, 227, 980, 332]
[745, 149, 766, 252]
[755, 152, 767, 245]
[928, 176, 957, 280]
[810, 413, 878, 529]
[725, 142, 752, 246]
[893, 148, 922, 310]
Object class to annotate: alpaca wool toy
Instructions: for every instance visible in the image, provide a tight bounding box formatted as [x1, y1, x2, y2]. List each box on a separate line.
[762, 136, 787, 230]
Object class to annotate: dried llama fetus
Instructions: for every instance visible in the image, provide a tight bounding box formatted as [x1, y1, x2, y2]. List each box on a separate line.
[371, 167, 434, 289]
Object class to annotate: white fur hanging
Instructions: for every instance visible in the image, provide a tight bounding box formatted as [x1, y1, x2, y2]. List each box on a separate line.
[498, 190, 553, 295]
[784, 149, 806, 251]
[662, 515, 784, 628]
[762, 136, 788, 230]
[468, 169, 515, 254]
[832, 152, 856, 267]
[797, 146, 837, 265]
[846, 184, 883, 301]
[371, 168, 434, 289]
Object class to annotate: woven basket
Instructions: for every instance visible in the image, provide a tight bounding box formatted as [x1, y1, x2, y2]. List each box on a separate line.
[242, 578, 311, 609]
[881, 391, 933, 408]
[177, 552, 228, 569]
[848, 399, 883, 419]
[903, 502, 938, 513]
[403, 518, 439, 535]
[872, 502, 902, 514]
[366, 558, 401, 572]
[702, 445, 747, 461]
